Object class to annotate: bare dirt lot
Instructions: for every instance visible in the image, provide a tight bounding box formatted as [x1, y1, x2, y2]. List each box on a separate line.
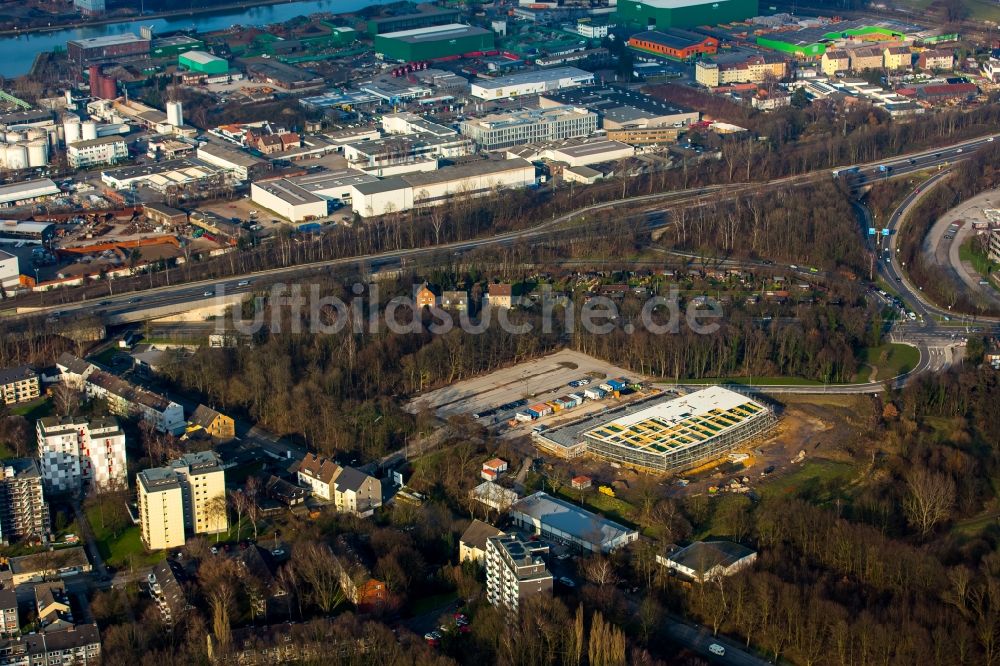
[407, 349, 641, 421]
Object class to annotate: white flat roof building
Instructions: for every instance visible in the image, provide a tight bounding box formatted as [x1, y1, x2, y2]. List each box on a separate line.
[0, 179, 59, 207]
[471, 66, 595, 100]
[289, 169, 379, 203]
[460, 106, 598, 151]
[510, 491, 638, 553]
[251, 179, 328, 222]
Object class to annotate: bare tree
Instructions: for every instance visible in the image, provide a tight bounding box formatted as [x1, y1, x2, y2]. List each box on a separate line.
[291, 542, 346, 614]
[902, 467, 956, 537]
[52, 383, 81, 417]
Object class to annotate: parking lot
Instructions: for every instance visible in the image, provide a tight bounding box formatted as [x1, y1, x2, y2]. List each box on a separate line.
[407, 350, 640, 422]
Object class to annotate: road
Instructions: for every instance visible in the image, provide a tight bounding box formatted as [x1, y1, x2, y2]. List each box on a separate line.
[662, 619, 769, 665]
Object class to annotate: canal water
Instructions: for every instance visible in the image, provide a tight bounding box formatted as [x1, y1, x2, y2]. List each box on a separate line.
[0, 0, 392, 78]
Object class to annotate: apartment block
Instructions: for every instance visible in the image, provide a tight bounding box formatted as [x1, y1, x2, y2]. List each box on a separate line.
[137, 467, 185, 551]
[485, 534, 553, 614]
[171, 451, 228, 536]
[0, 459, 50, 544]
[821, 49, 850, 76]
[695, 54, 788, 87]
[0, 366, 40, 406]
[36, 416, 126, 494]
[849, 46, 884, 71]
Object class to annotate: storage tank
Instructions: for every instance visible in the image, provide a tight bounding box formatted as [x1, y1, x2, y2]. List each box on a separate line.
[26, 141, 47, 168]
[166, 101, 183, 127]
[5, 130, 25, 144]
[26, 128, 46, 141]
[4, 144, 28, 170]
[63, 120, 81, 145]
[81, 121, 97, 141]
[64, 90, 73, 106]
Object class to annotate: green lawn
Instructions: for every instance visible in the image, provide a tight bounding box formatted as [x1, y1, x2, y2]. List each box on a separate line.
[959, 236, 997, 279]
[760, 459, 858, 504]
[553, 486, 637, 529]
[11, 396, 53, 421]
[859, 343, 920, 380]
[85, 506, 161, 569]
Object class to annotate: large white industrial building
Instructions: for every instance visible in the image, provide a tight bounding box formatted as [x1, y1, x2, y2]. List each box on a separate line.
[470, 67, 595, 100]
[349, 158, 536, 217]
[251, 179, 329, 222]
[0, 179, 60, 208]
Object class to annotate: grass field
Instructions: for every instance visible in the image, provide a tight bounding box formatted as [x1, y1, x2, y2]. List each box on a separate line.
[760, 459, 859, 504]
[959, 236, 997, 278]
[85, 506, 161, 569]
[11, 396, 53, 421]
[859, 343, 921, 380]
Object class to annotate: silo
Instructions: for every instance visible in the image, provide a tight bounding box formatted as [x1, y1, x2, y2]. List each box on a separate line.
[5, 130, 25, 144]
[166, 101, 183, 127]
[26, 128, 46, 141]
[64, 120, 82, 145]
[64, 90, 74, 106]
[26, 141, 47, 168]
[81, 121, 98, 141]
[4, 144, 28, 170]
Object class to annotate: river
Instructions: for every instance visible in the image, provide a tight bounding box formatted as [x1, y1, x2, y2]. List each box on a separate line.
[0, 0, 392, 78]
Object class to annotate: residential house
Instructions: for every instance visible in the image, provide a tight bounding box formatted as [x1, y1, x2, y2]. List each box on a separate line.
[207, 620, 369, 665]
[415, 283, 437, 308]
[255, 134, 284, 155]
[35, 581, 74, 632]
[821, 49, 850, 76]
[459, 519, 503, 564]
[571, 475, 592, 490]
[296, 454, 382, 516]
[849, 46, 885, 71]
[0, 588, 17, 636]
[656, 540, 757, 582]
[0, 365, 39, 405]
[56, 353, 186, 434]
[487, 283, 514, 308]
[470, 481, 519, 512]
[481, 458, 508, 481]
[188, 404, 235, 440]
[0, 623, 102, 664]
[918, 49, 953, 71]
[883, 45, 911, 70]
[265, 475, 307, 507]
[148, 559, 189, 624]
[441, 290, 469, 311]
[8, 547, 92, 585]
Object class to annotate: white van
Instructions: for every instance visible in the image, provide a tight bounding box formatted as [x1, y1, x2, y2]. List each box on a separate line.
[708, 643, 725, 656]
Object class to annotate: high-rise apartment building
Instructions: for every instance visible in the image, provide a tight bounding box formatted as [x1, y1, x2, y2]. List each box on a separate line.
[137, 467, 185, 551]
[0, 459, 50, 545]
[485, 535, 553, 614]
[138, 451, 227, 551]
[36, 417, 126, 494]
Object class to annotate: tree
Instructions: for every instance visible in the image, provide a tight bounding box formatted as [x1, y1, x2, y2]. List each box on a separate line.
[791, 86, 810, 109]
[52, 382, 81, 417]
[209, 584, 233, 653]
[902, 467, 956, 537]
[291, 542, 346, 613]
[206, 494, 229, 542]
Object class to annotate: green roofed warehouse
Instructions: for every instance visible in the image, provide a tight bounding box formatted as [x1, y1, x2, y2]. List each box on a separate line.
[178, 51, 228, 75]
[375, 24, 495, 62]
[617, 0, 759, 30]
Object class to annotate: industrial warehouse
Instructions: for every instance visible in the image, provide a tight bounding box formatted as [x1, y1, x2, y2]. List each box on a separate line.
[535, 386, 777, 473]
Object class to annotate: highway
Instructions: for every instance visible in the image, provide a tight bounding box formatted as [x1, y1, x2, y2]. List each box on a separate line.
[5, 132, 996, 330]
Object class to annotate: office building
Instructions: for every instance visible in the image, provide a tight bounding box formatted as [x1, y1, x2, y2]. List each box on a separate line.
[67, 136, 128, 169]
[539, 85, 699, 129]
[0, 459, 50, 545]
[36, 417, 126, 494]
[485, 534, 552, 613]
[138, 451, 227, 551]
[617, 0, 758, 30]
[460, 107, 598, 151]
[196, 143, 270, 181]
[0, 365, 39, 405]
